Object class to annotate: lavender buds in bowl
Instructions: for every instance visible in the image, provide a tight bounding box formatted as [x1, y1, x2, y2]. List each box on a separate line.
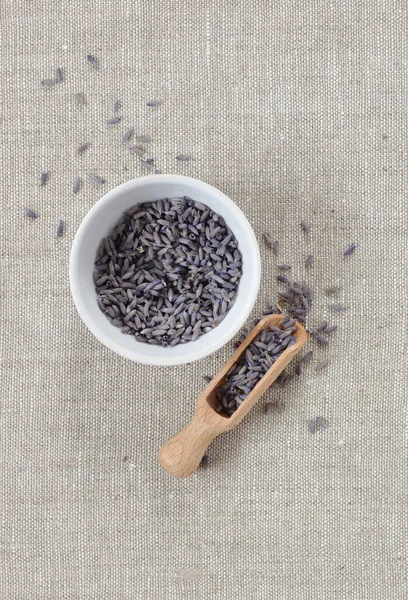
[70, 175, 261, 366]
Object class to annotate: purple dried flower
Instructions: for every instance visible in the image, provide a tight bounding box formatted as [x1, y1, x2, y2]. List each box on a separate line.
[301, 350, 313, 364]
[326, 286, 341, 295]
[315, 361, 329, 372]
[146, 100, 162, 107]
[41, 78, 56, 86]
[301, 221, 311, 234]
[324, 325, 337, 334]
[296, 363, 302, 376]
[76, 142, 90, 154]
[277, 264, 291, 271]
[136, 135, 151, 144]
[313, 333, 329, 345]
[272, 240, 279, 255]
[56, 220, 64, 237]
[56, 68, 62, 83]
[140, 161, 153, 170]
[40, 172, 48, 186]
[129, 145, 145, 155]
[276, 275, 289, 283]
[113, 99, 121, 113]
[305, 254, 313, 269]
[145, 158, 154, 164]
[315, 416, 327, 429]
[153, 169, 161, 174]
[316, 322, 328, 332]
[24, 208, 37, 219]
[122, 128, 134, 142]
[72, 178, 80, 194]
[88, 174, 105, 184]
[176, 154, 191, 161]
[263, 233, 272, 247]
[344, 243, 357, 256]
[331, 303, 345, 312]
[107, 117, 121, 125]
[87, 54, 98, 69]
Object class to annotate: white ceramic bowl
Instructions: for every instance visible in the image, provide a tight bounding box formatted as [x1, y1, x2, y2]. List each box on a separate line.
[69, 175, 261, 366]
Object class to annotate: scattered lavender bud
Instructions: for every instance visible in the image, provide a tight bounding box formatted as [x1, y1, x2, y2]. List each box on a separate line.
[145, 158, 154, 164]
[324, 325, 337, 334]
[41, 78, 56, 86]
[40, 172, 48, 186]
[272, 240, 279, 255]
[56, 220, 64, 237]
[24, 208, 37, 219]
[72, 178, 80, 194]
[56, 68, 62, 83]
[87, 54, 98, 69]
[325, 286, 341, 295]
[107, 117, 121, 125]
[276, 275, 289, 283]
[263, 233, 272, 247]
[176, 154, 191, 161]
[315, 361, 329, 372]
[129, 145, 145, 155]
[88, 174, 106, 184]
[140, 160, 154, 169]
[301, 221, 311, 234]
[315, 322, 328, 332]
[331, 303, 345, 312]
[202, 375, 212, 384]
[301, 350, 313, 364]
[153, 169, 161, 174]
[277, 264, 291, 271]
[146, 100, 162, 107]
[305, 254, 313, 269]
[113, 99, 121, 113]
[122, 128, 134, 142]
[296, 363, 302, 376]
[313, 333, 329, 345]
[200, 455, 209, 468]
[344, 243, 357, 256]
[76, 142, 90, 154]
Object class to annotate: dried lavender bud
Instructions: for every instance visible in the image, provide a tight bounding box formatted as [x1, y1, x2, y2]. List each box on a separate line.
[56, 68, 63, 83]
[40, 172, 48, 186]
[277, 264, 291, 271]
[331, 303, 345, 312]
[129, 145, 145, 155]
[41, 79, 56, 86]
[305, 254, 313, 269]
[122, 128, 134, 142]
[272, 240, 279, 255]
[324, 325, 337, 334]
[147, 100, 162, 107]
[87, 55, 98, 69]
[76, 143, 90, 154]
[315, 361, 329, 372]
[263, 233, 272, 247]
[88, 174, 106, 184]
[344, 243, 357, 256]
[301, 221, 311, 234]
[301, 350, 313, 364]
[107, 117, 121, 125]
[113, 99, 121, 113]
[72, 178, 80, 194]
[24, 208, 37, 219]
[326, 286, 341, 295]
[176, 154, 191, 161]
[56, 220, 64, 237]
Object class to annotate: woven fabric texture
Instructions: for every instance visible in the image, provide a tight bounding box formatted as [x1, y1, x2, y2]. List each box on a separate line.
[0, 1, 407, 599]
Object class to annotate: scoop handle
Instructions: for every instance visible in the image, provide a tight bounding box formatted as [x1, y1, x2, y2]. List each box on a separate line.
[158, 412, 220, 478]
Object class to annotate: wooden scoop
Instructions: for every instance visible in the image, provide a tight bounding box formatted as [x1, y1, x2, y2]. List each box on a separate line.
[158, 314, 307, 478]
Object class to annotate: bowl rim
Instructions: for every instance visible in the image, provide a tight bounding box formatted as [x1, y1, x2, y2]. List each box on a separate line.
[69, 174, 261, 366]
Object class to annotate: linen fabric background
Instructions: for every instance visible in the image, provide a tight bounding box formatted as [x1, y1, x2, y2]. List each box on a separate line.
[0, 1, 407, 598]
